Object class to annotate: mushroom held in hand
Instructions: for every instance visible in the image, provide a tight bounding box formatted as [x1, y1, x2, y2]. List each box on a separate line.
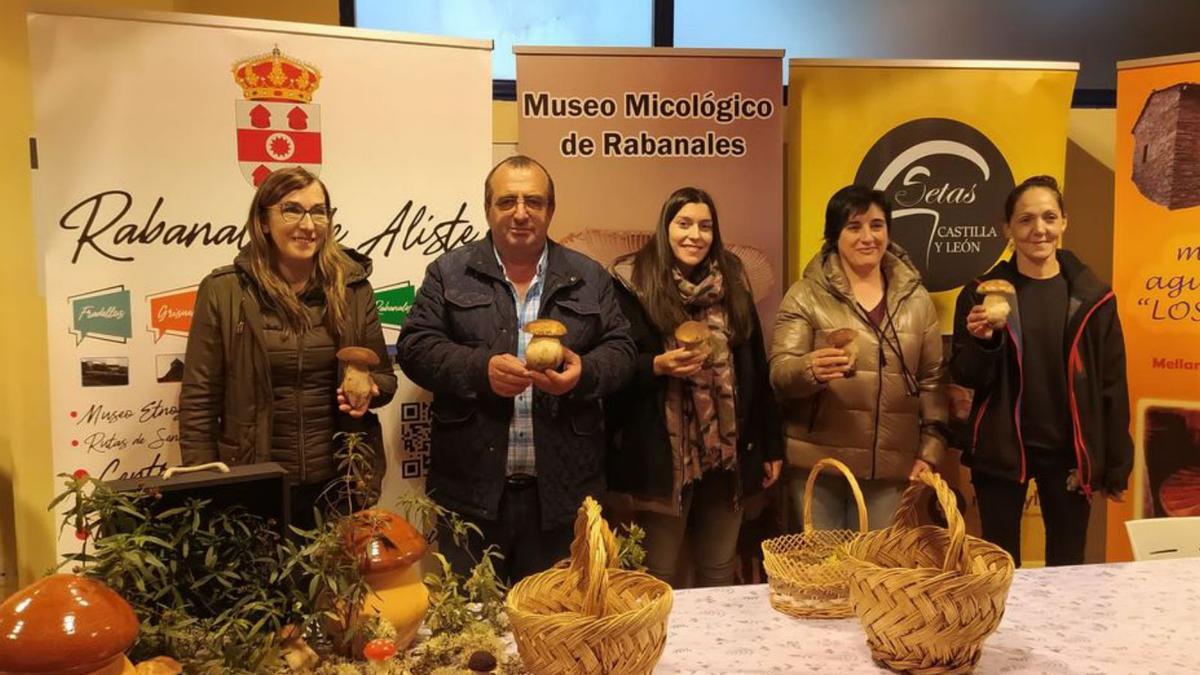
[827, 328, 860, 377]
[337, 346, 379, 410]
[523, 319, 567, 371]
[674, 320, 711, 353]
[977, 279, 1015, 328]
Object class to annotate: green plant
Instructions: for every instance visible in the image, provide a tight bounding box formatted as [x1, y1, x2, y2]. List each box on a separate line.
[51, 471, 296, 670]
[615, 522, 648, 571]
[396, 492, 508, 636]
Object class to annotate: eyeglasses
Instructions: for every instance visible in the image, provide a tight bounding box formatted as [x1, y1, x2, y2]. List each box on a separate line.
[493, 195, 550, 213]
[273, 202, 332, 226]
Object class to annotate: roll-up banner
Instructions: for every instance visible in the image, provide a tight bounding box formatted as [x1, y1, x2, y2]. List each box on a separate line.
[787, 59, 1077, 566]
[515, 47, 786, 331]
[1112, 52, 1200, 560]
[27, 8, 492, 554]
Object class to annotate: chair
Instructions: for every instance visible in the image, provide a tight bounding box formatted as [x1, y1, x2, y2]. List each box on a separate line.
[1125, 516, 1200, 561]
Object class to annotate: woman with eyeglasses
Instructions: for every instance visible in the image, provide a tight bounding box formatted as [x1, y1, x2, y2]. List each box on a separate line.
[769, 185, 947, 531]
[605, 186, 783, 587]
[179, 167, 396, 526]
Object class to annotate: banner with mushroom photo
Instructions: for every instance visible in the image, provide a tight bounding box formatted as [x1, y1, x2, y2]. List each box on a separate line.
[515, 47, 786, 333]
[1111, 52, 1200, 558]
[27, 9, 491, 554]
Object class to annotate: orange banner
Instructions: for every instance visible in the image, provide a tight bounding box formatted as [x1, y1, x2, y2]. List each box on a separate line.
[1112, 53, 1200, 560]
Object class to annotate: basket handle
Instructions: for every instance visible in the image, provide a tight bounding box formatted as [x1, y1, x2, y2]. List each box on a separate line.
[890, 470, 968, 574]
[566, 497, 620, 617]
[803, 457, 868, 534]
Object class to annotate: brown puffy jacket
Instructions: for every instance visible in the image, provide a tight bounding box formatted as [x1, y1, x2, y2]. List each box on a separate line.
[179, 246, 396, 484]
[769, 245, 947, 480]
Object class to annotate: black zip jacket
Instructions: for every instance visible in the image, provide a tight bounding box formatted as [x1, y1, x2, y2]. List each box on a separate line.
[950, 250, 1133, 496]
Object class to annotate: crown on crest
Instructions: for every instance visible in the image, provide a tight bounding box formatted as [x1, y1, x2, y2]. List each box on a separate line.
[232, 46, 321, 103]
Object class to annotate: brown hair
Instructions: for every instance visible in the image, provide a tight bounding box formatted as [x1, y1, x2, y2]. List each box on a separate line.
[244, 167, 353, 338]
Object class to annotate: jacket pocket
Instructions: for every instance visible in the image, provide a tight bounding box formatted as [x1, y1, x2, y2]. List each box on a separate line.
[217, 420, 255, 464]
[569, 400, 603, 436]
[552, 299, 600, 348]
[444, 287, 496, 345]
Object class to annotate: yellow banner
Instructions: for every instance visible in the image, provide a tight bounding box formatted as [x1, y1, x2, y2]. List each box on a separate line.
[1112, 54, 1200, 561]
[786, 60, 1077, 333]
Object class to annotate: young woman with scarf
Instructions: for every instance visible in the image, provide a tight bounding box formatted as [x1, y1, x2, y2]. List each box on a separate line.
[605, 186, 783, 587]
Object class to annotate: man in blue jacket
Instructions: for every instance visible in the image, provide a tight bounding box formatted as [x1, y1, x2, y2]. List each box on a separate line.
[397, 155, 636, 582]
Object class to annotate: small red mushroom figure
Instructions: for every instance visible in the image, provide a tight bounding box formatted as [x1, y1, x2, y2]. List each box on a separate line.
[363, 637, 397, 662]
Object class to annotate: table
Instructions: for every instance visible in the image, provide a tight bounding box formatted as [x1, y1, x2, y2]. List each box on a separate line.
[655, 557, 1200, 674]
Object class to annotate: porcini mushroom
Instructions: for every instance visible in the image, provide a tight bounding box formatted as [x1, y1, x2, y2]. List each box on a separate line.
[0, 573, 139, 675]
[674, 320, 711, 352]
[337, 346, 379, 410]
[345, 510, 430, 649]
[976, 279, 1016, 328]
[523, 319, 567, 371]
[826, 327, 860, 376]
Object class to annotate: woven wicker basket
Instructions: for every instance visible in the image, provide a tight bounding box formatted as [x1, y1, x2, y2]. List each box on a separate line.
[506, 497, 673, 674]
[843, 470, 1014, 675]
[761, 457, 867, 618]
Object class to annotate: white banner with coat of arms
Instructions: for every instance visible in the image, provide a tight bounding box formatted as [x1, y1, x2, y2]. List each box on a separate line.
[27, 9, 491, 553]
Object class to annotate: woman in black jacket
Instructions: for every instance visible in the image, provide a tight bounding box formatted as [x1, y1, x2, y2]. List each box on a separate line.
[951, 175, 1132, 566]
[605, 186, 783, 587]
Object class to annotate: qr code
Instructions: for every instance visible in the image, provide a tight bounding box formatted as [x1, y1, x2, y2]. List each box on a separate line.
[398, 401, 431, 478]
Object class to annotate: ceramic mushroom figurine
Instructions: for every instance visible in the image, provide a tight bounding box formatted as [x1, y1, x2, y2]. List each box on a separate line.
[337, 346, 379, 410]
[976, 279, 1016, 329]
[826, 327, 860, 377]
[0, 573, 139, 675]
[345, 510, 430, 649]
[523, 319, 567, 371]
[674, 320, 714, 364]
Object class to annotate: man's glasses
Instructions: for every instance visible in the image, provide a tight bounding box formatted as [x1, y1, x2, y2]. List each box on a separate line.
[493, 195, 550, 213]
[274, 202, 332, 226]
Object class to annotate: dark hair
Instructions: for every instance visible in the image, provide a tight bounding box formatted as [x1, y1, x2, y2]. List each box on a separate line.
[628, 187, 755, 344]
[484, 154, 556, 208]
[823, 185, 892, 252]
[1004, 175, 1066, 221]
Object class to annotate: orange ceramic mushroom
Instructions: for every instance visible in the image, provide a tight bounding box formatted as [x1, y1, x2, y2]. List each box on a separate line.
[337, 346, 380, 410]
[0, 574, 139, 675]
[345, 510, 429, 649]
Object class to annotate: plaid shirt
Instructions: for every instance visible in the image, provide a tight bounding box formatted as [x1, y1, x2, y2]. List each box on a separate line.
[495, 245, 548, 477]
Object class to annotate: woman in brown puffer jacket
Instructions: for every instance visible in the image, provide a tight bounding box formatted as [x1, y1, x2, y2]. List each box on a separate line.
[770, 185, 947, 530]
[179, 167, 396, 528]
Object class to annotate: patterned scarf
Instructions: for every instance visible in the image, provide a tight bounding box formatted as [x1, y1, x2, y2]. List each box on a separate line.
[665, 263, 739, 489]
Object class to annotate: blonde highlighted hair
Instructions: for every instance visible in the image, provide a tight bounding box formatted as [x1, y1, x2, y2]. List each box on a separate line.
[243, 167, 353, 338]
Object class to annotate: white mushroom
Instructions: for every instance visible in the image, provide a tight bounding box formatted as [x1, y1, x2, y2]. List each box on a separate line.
[977, 279, 1016, 328]
[523, 319, 567, 371]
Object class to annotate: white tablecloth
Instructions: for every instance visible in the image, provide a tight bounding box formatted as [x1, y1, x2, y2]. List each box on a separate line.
[655, 558, 1200, 674]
